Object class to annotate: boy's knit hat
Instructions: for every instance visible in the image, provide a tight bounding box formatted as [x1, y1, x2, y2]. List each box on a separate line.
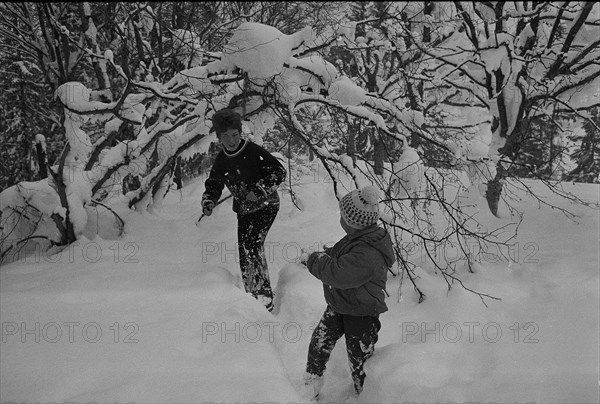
[339, 185, 380, 229]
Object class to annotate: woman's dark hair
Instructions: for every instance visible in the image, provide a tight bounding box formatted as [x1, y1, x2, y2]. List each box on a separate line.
[212, 109, 242, 135]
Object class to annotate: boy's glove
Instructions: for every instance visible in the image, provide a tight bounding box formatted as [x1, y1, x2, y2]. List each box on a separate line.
[202, 199, 215, 216]
[322, 243, 334, 255]
[298, 249, 311, 266]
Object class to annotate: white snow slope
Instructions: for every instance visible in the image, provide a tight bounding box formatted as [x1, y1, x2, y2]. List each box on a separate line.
[1, 164, 599, 404]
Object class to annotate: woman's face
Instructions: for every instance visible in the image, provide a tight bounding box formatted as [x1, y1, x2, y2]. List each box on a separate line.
[218, 128, 241, 151]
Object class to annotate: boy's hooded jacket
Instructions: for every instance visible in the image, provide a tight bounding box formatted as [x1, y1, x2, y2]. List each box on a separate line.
[202, 139, 286, 215]
[307, 224, 395, 316]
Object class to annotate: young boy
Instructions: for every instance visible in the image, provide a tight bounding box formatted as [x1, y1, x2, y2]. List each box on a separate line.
[201, 109, 286, 312]
[301, 185, 395, 399]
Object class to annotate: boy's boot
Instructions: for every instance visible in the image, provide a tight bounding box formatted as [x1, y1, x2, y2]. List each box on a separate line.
[255, 293, 274, 312]
[302, 372, 324, 401]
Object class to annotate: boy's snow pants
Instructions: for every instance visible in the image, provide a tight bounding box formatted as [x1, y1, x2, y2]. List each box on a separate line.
[237, 204, 278, 310]
[306, 305, 381, 395]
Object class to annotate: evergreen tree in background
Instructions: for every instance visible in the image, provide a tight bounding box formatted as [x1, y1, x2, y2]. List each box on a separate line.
[0, 46, 60, 190]
[508, 115, 565, 180]
[565, 108, 600, 183]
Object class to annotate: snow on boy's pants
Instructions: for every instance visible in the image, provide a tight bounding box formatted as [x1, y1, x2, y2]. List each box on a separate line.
[306, 305, 381, 395]
[237, 204, 278, 311]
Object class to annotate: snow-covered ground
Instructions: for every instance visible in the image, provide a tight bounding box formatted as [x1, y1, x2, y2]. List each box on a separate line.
[1, 163, 598, 403]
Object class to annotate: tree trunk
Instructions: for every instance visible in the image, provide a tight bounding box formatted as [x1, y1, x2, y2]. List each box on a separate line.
[347, 118, 357, 159]
[173, 3, 186, 29]
[35, 142, 47, 179]
[422, 1, 434, 43]
[80, 2, 112, 101]
[373, 130, 385, 175]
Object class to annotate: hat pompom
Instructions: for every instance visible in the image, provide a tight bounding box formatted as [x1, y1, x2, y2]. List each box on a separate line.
[360, 185, 380, 205]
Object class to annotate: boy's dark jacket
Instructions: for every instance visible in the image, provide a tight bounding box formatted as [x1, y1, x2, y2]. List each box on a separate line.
[202, 140, 286, 214]
[307, 224, 395, 316]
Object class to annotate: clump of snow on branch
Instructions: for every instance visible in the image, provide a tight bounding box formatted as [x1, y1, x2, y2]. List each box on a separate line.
[335, 21, 357, 43]
[1, 181, 64, 221]
[245, 111, 276, 144]
[173, 29, 205, 68]
[55, 82, 94, 163]
[313, 147, 371, 195]
[65, 167, 93, 234]
[222, 22, 315, 81]
[275, 55, 339, 102]
[391, 146, 425, 198]
[291, 56, 339, 87]
[0, 181, 64, 248]
[119, 93, 147, 125]
[329, 76, 367, 106]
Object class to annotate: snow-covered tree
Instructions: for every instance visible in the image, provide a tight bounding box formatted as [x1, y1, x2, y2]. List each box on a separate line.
[0, 2, 346, 257]
[405, 1, 600, 215]
[2, 2, 598, 304]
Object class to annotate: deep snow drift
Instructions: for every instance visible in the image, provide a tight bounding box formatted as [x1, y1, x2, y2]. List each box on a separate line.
[1, 163, 598, 403]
